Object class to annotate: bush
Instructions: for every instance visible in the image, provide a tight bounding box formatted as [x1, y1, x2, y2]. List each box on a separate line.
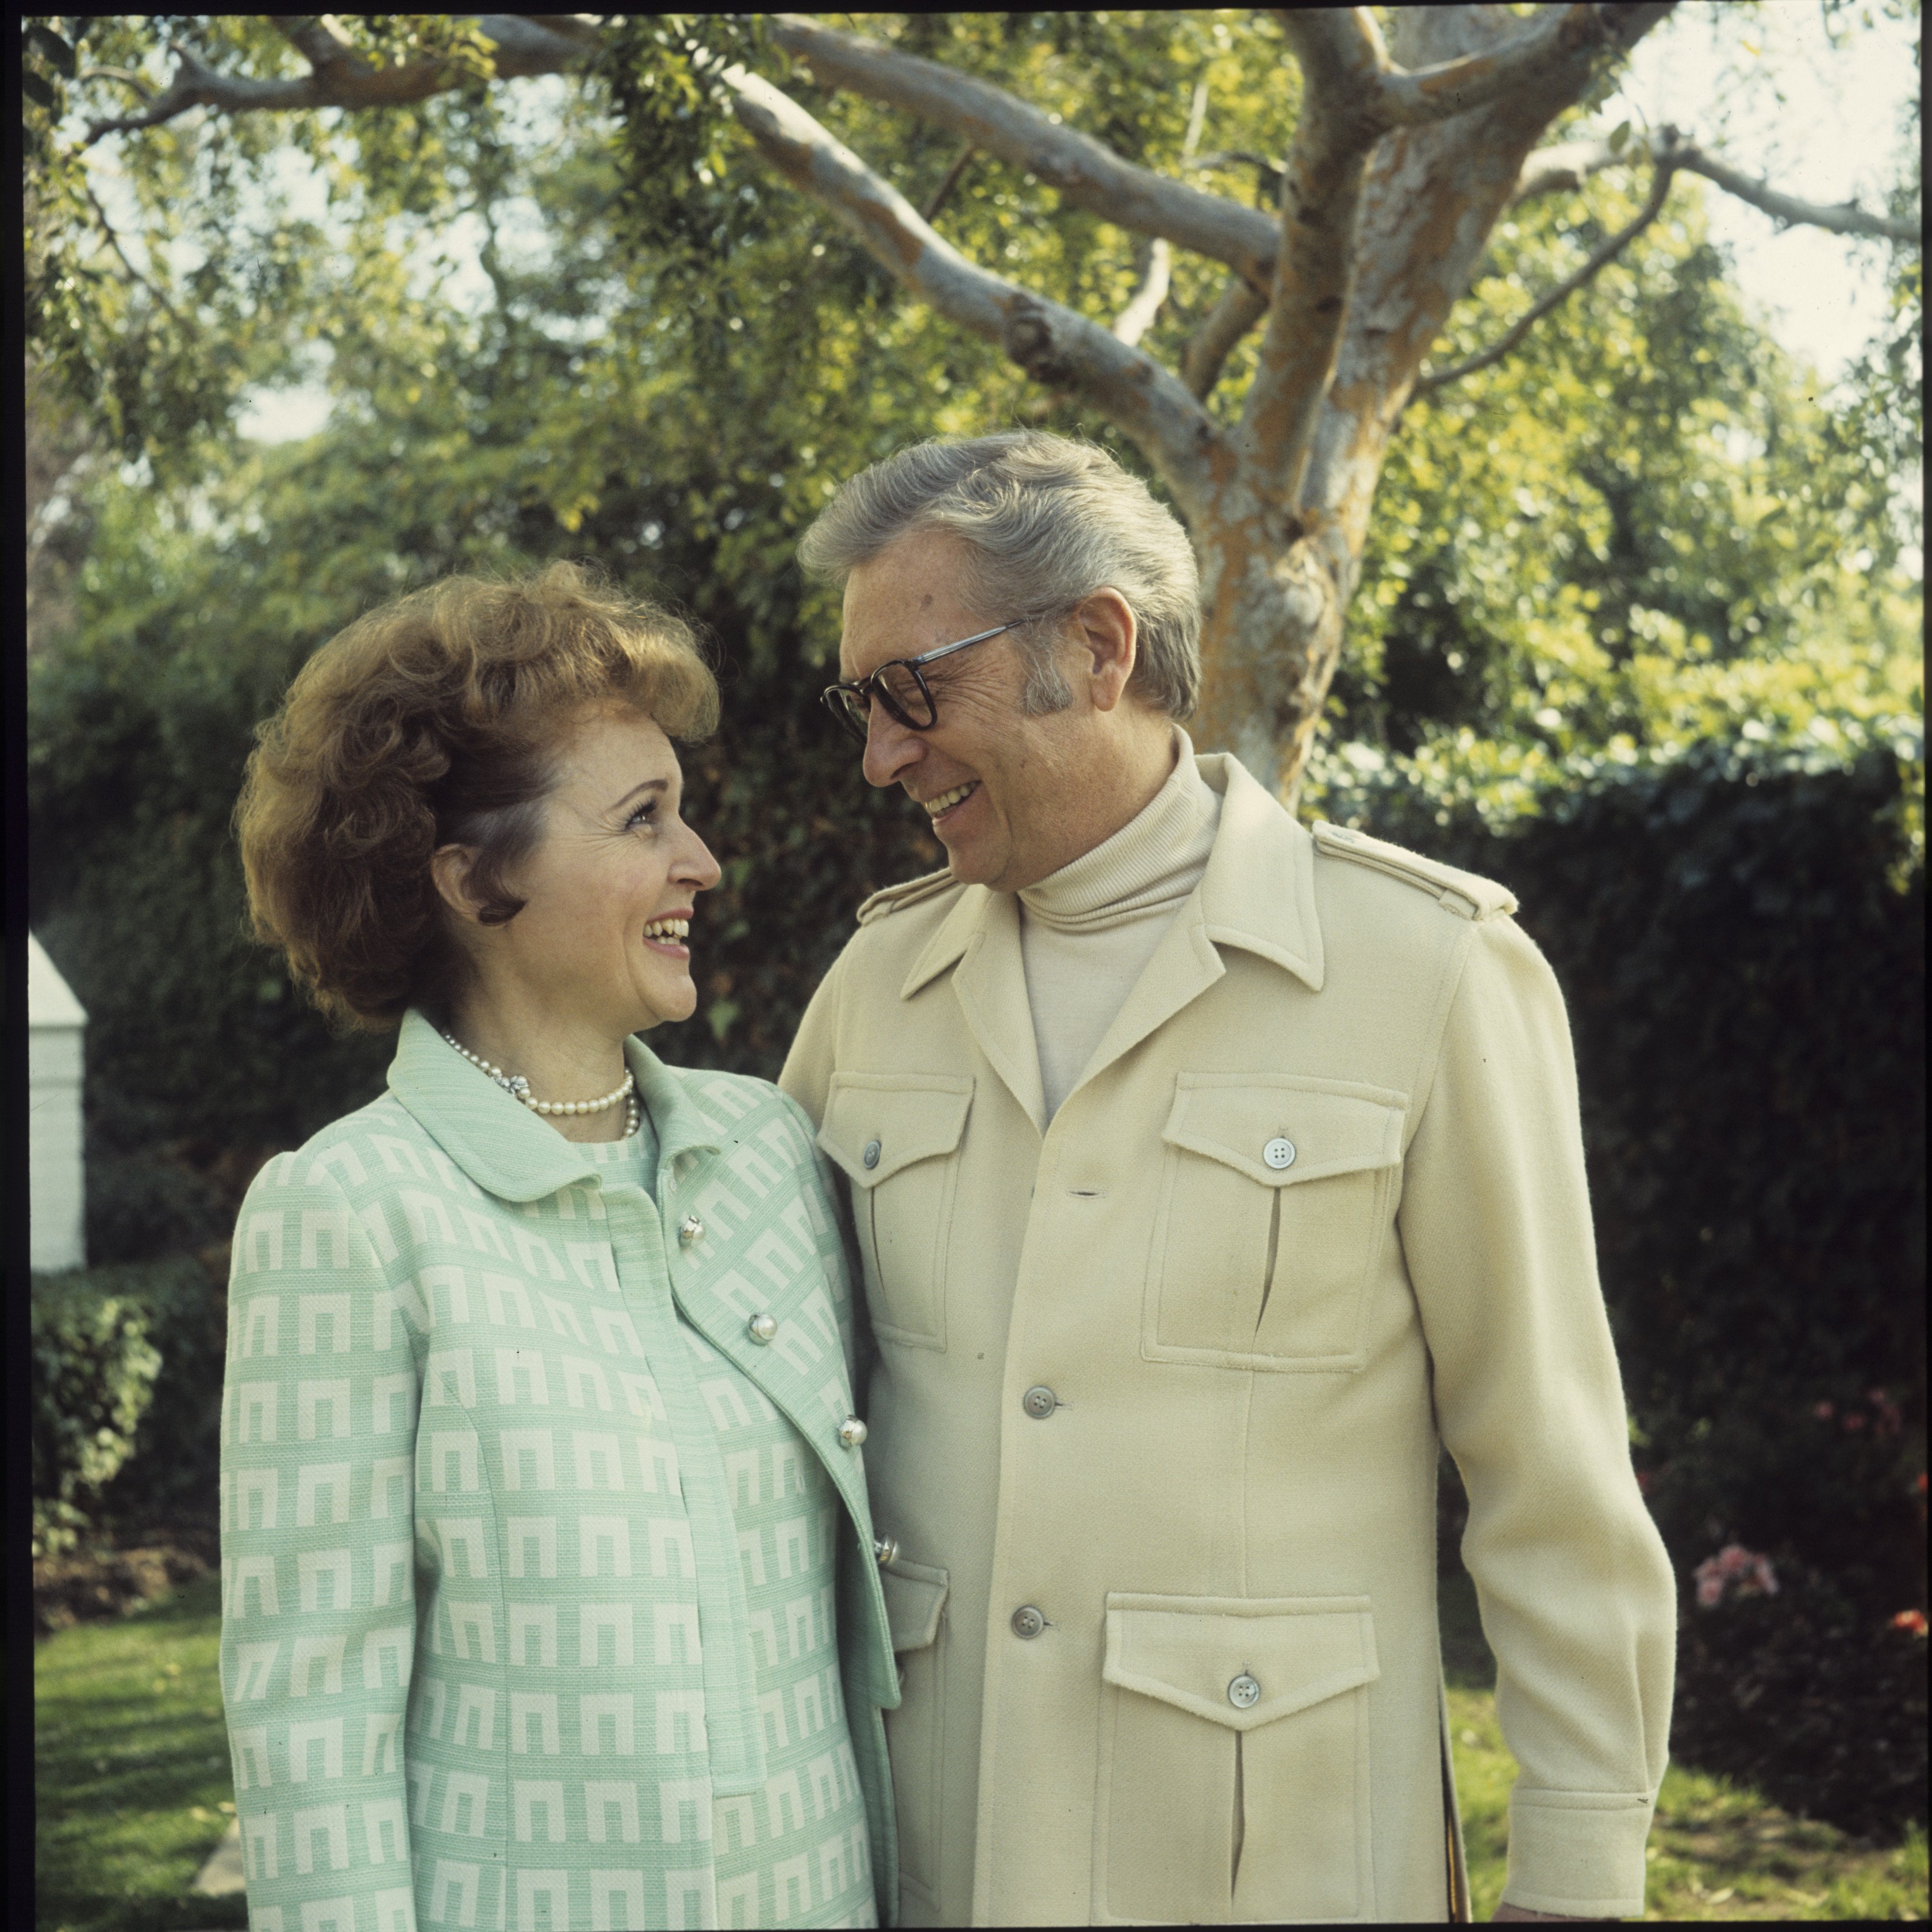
[1673, 1572, 1930, 1841]
[31, 1259, 228, 1557]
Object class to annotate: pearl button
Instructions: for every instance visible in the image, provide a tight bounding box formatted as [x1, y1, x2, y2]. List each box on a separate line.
[1011, 1605, 1045, 1639]
[862, 1138, 882, 1170]
[747, 1312, 778, 1345]
[1022, 1385, 1057, 1419]
[1228, 1672, 1261, 1709]
[838, 1416, 868, 1448]
[1263, 1138, 1296, 1171]
[873, 1534, 899, 1567]
[678, 1215, 704, 1246]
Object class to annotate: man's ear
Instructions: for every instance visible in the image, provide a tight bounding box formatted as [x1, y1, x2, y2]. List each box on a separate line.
[431, 844, 489, 925]
[1076, 589, 1139, 712]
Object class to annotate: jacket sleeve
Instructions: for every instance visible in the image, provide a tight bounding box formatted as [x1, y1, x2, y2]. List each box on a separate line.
[220, 1153, 424, 1931]
[1399, 915, 1677, 1921]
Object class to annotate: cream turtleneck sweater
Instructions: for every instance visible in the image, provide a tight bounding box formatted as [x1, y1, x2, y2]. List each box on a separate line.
[1019, 729, 1221, 1119]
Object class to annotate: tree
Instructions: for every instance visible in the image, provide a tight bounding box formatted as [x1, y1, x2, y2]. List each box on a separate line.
[25, 7, 1920, 800]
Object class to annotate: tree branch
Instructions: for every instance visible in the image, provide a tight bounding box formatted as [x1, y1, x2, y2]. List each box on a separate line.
[1111, 80, 1206, 351]
[1236, 9, 1387, 504]
[1375, 3, 1657, 128]
[1413, 152, 1677, 398]
[81, 177, 188, 330]
[81, 14, 594, 147]
[921, 141, 976, 224]
[717, 60, 1220, 513]
[1514, 126, 1919, 240]
[1182, 279, 1271, 400]
[769, 13, 1278, 284]
[1673, 141, 1920, 244]
[1112, 240, 1173, 349]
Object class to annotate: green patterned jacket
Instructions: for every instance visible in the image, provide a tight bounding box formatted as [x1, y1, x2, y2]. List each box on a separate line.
[218, 1011, 900, 1929]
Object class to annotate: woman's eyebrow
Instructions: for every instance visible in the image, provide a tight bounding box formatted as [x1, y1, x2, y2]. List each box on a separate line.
[611, 777, 670, 812]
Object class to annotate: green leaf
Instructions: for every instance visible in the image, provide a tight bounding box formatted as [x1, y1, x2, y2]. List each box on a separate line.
[27, 21, 77, 78]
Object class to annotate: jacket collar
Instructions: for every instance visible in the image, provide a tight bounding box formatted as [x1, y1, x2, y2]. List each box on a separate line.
[896, 749, 1324, 1004]
[386, 1009, 733, 1202]
[1193, 752, 1325, 993]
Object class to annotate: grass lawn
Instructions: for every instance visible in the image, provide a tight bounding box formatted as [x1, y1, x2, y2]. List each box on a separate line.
[1440, 1570, 1929, 1921]
[34, 1569, 1930, 1927]
[36, 1573, 245, 1932]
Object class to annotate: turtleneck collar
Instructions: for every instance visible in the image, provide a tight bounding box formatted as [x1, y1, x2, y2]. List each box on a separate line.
[1019, 728, 1221, 933]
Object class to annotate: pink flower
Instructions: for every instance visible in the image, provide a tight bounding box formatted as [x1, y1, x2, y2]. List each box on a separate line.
[1843, 1412, 1868, 1432]
[1813, 1401, 1835, 1420]
[1891, 1610, 1928, 1637]
[1693, 1544, 1779, 1608]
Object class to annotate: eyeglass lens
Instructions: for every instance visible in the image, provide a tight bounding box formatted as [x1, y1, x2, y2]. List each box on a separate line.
[831, 662, 937, 739]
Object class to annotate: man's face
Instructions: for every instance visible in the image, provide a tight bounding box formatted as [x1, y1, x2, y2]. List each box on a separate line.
[840, 528, 1093, 893]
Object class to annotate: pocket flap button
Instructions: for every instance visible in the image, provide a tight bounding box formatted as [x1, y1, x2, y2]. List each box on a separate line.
[1011, 1605, 1045, 1639]
[862, 1138, 882, 1169]
[747, 1312, 778, 1345]
[1262, 1137, 1296, 1171]
[678, 1215, 705, 1246]
[838, 1416, 869, 1448]
[1228, 1672, 1262, 1708]
[1022, 1385, 1057, 1419]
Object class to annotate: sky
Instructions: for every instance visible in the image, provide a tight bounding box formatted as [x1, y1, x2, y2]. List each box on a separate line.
[221, 3, 1921, 444]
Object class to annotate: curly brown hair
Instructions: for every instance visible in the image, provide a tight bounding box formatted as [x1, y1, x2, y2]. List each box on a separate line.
[236, 562, 719, 1032]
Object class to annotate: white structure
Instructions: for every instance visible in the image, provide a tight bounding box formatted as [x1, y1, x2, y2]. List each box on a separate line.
[29, 932, 87, 1273]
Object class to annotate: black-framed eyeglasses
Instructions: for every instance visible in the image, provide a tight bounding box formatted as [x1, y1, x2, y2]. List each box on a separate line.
[820, 617, 1032, 745]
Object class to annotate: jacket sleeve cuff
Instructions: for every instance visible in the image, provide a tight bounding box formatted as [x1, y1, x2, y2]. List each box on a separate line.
[1501, 1787, 1658, 1919]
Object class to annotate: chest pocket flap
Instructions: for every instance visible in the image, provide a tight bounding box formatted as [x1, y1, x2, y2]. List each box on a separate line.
[1103, 1593, 1379, 1732]
[881, 1559, 949, 1654]
[819, 1074, 973, 1189]
[1163, 1074, 1406, 1187]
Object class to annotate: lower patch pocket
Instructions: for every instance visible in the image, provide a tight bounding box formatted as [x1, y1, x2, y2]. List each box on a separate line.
[1095, 1593, 1379, 1925]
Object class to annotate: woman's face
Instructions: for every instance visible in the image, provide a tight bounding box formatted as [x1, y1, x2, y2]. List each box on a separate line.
[465, 706, 721, 1038]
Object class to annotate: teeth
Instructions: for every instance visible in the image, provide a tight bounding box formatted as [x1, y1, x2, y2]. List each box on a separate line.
[643, 918, 689, 940]
[924, 782, 977, 817]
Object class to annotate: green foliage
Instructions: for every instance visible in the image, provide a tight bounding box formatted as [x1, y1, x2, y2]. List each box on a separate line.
[32, 1267, 168, 1557]
[31, 1259, 231, 1558]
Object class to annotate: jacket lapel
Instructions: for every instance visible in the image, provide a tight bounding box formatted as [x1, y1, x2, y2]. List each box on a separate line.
[946, 888, 1048, 1137]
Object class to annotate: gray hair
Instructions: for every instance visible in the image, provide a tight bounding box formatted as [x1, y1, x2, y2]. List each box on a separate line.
[797, 430, 1200, 719]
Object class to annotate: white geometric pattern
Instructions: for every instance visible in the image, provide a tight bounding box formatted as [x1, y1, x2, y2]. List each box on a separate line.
[220, 1015, 893, 1929]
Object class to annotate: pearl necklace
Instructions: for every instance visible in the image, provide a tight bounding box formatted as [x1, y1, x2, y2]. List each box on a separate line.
[443, 1032, 640, 1138]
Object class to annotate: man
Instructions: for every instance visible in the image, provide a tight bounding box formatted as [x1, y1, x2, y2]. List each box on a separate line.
[779, 431, 1675, 1926]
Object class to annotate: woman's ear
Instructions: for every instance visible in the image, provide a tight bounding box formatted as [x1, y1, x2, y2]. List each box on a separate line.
[431, 844, 489, 925]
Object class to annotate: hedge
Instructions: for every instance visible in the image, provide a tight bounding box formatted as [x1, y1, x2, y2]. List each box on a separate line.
[30, 1258, 230, 1560]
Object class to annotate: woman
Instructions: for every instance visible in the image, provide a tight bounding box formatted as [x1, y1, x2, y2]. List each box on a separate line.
[221, 564, 898, 1931]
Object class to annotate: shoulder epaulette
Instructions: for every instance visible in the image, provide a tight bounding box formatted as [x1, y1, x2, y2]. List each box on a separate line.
[1311, 821, 1518, 922]
[856, 866, 961, 927]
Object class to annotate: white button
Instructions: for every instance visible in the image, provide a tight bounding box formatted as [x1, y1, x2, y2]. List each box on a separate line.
[747, 1312, 778, 1345]
[678, 1214, 705, 1246]
[1263, 1138, 1296, 1171]
[838, 1416, 868, 1448]
[1022, 1386, 1057, 1419]
[1228, 1672, 1261, 1708]
[862, 1138, 882, 1169]
[1011, 1605, 1044, 1639]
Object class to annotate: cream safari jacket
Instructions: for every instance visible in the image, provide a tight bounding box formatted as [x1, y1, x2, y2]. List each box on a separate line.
[779, 751, 1676, 1926]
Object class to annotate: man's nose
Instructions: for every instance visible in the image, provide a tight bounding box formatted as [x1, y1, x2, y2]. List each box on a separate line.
[861, 698, 922, 790]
